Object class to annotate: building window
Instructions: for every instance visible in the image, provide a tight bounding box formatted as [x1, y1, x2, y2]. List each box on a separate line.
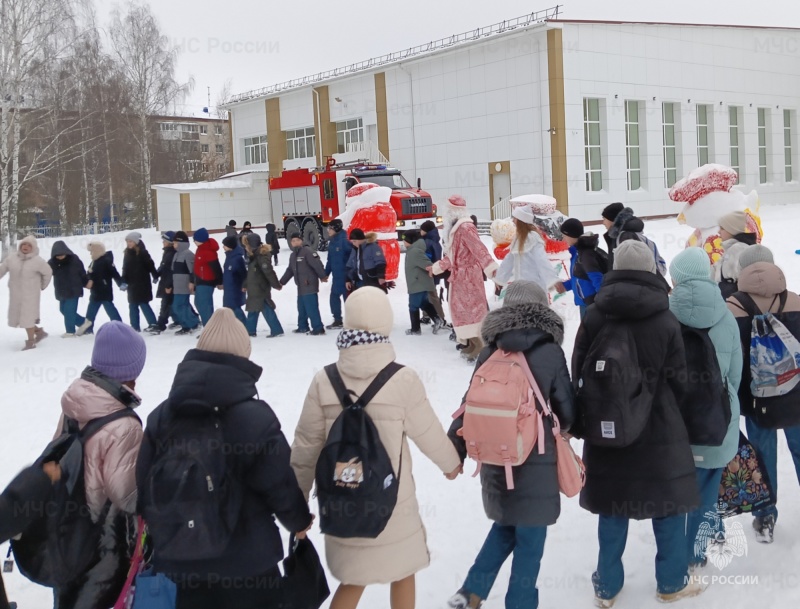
[286, 127, 316, 160]
[243, 135, 267, 165]
[583, 98, 602, 192]
[336, 118, 364, 154]
[729, 107, 741, 184]
[758, 108, 769, 184]
[662, 102, 678, 188]
[201, 144, 209, 153]
[785, 109, 793, 183]
[625, 100, 642, 190]
[696, 105, 711, 166]
[159, 122, 177, 131]
[215, 125, 223, 135]
[180, 124, 198, 133]
[200, 125, 208, 135]
[218, 163, 227, 174]
[216, 144, 224, 154]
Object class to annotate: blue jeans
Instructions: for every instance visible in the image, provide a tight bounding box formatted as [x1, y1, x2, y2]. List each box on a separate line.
[745, 418, 800, 521]
[225, 305, 247, 326]
[686, 468, 725, 566]
[246, 304, 284, 336]
[330, 290, 345, 323]
[194, 285, 215, 326]
[128, 302, 157, 331]
[85, 297, 122, 323]
[297, 293, 323, 332]
[594, 514, 688, 599]
[172, 294, 199, 330]
[462, 523, 547, 609]
[59, 298, 85, 334]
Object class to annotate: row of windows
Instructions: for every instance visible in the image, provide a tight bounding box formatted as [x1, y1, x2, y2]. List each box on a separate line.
[583, 100, 796, 192]
[242, 118, 367, 165]
[159, 122, 225, 135]
[200, 144, 225, 154]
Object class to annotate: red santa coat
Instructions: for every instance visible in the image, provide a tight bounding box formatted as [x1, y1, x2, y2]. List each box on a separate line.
[432, 219, 498, 340]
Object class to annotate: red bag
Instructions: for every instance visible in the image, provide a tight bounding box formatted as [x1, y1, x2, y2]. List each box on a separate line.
[113, 517, 146, 609]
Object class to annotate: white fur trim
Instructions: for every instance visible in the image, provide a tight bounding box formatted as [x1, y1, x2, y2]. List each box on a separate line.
[455, 322, 483, 341]
[444, 216, 476, 250]
[483, 261, 499, 279]
[431, 261, 445, 275]
[375, 232, 397, 241]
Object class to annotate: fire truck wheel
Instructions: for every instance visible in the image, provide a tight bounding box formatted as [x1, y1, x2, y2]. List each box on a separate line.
[301, 218, 323, 252]
[284, 219, 301, 245]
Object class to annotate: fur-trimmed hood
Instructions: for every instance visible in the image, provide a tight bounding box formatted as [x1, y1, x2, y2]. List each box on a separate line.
[608, 207, 644, 240]
[481, 302, 565, 346]
[365, 231, 378, 244]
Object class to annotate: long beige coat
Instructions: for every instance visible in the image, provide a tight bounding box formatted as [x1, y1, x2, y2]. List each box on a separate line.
[291, 342, 460, 586]
[0, 236, 52, 328]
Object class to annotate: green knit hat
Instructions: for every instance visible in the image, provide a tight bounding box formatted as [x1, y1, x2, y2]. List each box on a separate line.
[669, 247, 712, 284]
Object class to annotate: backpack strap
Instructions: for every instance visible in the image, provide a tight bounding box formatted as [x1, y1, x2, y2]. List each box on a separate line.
[729, 292, 762, 318]
[324, 362, 404, 410]
[776, 290, 789, 316]
[79, 408, 142, 444]
[507, 351, 561, 449]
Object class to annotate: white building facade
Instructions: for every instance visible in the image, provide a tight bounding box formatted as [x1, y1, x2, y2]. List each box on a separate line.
[225, 15, 800, 221]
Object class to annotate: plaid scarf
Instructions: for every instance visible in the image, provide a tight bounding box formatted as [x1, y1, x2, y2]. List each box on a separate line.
[336, 328, 390, 350]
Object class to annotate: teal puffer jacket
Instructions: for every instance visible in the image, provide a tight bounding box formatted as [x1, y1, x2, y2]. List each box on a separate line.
[670, 277, 742, 469]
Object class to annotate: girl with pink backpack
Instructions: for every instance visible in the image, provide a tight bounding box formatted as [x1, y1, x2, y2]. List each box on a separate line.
[447, 281, 576, 609]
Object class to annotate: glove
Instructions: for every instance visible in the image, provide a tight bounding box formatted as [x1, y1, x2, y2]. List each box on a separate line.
[384, 281, 396, 291]
[119, 283, 128, 292]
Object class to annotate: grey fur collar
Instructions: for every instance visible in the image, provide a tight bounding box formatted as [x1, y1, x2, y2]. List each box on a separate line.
[481, 302, 565, 345]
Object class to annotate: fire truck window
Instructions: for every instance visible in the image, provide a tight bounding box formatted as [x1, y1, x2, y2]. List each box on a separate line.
[323, 179, 334, 200]
[344, 178, 358, 193]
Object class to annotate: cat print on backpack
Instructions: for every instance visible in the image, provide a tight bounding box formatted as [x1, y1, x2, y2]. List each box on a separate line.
[334, 458, 365, 487]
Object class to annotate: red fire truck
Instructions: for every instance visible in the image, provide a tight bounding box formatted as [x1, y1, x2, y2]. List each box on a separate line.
[268, 158, 439, 250]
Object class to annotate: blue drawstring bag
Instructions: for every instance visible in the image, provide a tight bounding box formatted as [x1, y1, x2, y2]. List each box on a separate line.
[131, 569, 176, 609]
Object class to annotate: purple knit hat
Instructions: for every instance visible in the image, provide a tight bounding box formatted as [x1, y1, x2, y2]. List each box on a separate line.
[91, 321, 147, 382]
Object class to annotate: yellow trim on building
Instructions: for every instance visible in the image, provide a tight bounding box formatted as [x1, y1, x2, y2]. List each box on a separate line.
[547, 28, 569, 215]
[266, 98, 286, 178]
[179, 193, 192, 231]
[374, 72, 390, 162]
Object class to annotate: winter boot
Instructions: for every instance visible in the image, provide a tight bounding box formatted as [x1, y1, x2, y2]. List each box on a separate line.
[420, 315, 432, 325]
[34, 328, 48, 343]
[76, 319, 93, 336]
[167, 322, 180, 330]
[143, 324, 161, 334]
[22, 339, 36, 351]
[656, 581, 706, 603]
[449, 328, 457, 341]
[753, 514, 775, 544]
[326, 319, 344, 330]
[447, 590, 482, 609]
[406, 310, 422, 335]
[594, 595, 618, 608]
[308, 328, 326, 336]
[175, 327, 194, 336]
[432, 316, 445, 335]
[61, 333, 76, 338]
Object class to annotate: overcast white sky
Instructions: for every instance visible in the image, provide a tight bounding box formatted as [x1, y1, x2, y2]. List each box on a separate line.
[95, 0, 797, 117]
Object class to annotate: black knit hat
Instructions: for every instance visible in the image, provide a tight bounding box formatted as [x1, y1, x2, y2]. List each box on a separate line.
[420, 220, 436, 233]
[402, 230, 420, 244]
[228, 219, 236, 227]
[222, 236, 239, 249]
[328, 219, 343, 233]
[288, 232, 302, 241]
[349, 228, 366, 240]
[173, 231, 189, 243]
[601, 203, 625, 222]
[560, 218, 585, 239]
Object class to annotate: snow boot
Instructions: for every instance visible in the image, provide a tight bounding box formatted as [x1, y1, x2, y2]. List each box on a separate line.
[308, 328, 326, 336]
[76, 319, 93, 336]
[167, 322, 180, 330]
[447, 590, 482, 609]
[753, 514, 775, 544]
[594, 595, 618, 608]
[326, 319, 344, 330]
[449, 328, 457, 341]
[292, 328, 309, 334]
[22, 339, 36, 351]
[34, 328, 48, 343]
[175, 327, 194, 336]
[267, 332, 284, 338]
[656, 581, 706, 603]
[406, 310, 422, 335]
[432, 316, 445, 335]
[143, 324, 161, 333]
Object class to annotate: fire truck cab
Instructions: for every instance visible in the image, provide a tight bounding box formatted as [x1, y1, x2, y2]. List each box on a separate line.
[268, 159, 439, 250]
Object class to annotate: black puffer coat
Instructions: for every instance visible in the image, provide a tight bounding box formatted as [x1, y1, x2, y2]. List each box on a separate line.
[88, 252, 121, 302]
[573, 270, 698, 520]
[155, 245, 176, 298]
[121, 244, 158, 304]
[136, 349, 312, 579]
[449, 302, 575, 527]
[48, 241, 87, 301]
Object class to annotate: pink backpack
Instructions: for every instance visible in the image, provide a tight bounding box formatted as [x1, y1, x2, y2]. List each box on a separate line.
[454, 349, 585, 495]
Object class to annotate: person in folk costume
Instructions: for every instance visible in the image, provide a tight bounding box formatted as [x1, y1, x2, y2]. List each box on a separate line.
[431, 195, 498, 362]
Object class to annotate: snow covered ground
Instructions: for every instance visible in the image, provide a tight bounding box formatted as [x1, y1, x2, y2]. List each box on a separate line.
[1, 206, 800, 609]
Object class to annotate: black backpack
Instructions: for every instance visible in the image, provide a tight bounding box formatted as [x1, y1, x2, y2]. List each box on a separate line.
[140, 401, 243, 562]
[576, 320, 654, 447]
[315, 362, 403, 539]
[11, 409, 140, 588]
[679, 324, 732, 446]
